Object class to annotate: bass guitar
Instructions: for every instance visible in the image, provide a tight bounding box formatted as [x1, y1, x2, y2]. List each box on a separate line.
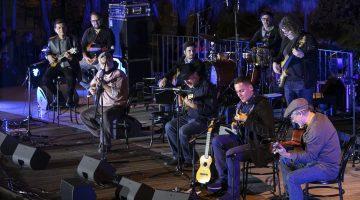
[49, 48, 78, 68]
[278, 36, 306, 88]
[196, 119, 216, 184]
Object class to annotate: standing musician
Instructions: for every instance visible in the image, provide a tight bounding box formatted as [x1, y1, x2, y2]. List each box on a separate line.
[80, 52, 128, 153]
[272, 16, 318, 105]
[208, 77, 274, 200]
[249, 11, 281, 57]
[80, 11, 115, 89]
[164, 62, 217, 167]
[275, 98, 341, 200]
[43, 19, 81, 108]
[158, 41, 205, 87]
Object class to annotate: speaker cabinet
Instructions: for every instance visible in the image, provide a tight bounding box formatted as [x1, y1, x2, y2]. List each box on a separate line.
[117, 177, 154, 200]
[12, 144, 51, 170]
[76, 155, 116, 184]
[0, 132, 18, 155]
[60, 178, 96, 200]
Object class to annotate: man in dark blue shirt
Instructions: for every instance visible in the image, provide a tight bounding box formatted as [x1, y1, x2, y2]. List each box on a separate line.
[164, 62, 217, 167]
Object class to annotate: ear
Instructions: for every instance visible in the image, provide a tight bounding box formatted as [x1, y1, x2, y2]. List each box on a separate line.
[249, 84, 254, 91]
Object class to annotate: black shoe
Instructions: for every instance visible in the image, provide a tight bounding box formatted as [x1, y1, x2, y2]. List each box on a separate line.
[66, 99, 76, 108]
[164, 159, 180, 166]
[208, 179, 227, 193]
[183, 162, 193, 168]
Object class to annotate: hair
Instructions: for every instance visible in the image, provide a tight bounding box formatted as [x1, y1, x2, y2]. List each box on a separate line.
[90, 11, 101, 19]
[233, 77, 252, 86]
[259, 10, 273, 19]
[53, 18, 66, 28]
[183, 41, 196, 51]
[279, 16, 301, 35]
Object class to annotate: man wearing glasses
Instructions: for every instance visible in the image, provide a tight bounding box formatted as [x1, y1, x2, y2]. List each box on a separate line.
[79, 11, 115, 89]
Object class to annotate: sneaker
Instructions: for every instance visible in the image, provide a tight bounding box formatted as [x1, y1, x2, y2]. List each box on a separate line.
[208, 179, 227, 193]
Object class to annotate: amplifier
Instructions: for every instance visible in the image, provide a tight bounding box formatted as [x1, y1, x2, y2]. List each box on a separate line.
[109, 2, 150, 20]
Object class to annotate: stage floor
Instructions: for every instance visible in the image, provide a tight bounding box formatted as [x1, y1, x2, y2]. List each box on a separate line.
[1, 86, 360, 200]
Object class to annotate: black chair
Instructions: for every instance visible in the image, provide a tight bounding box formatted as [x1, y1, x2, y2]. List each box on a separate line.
[111, 100, 131, 149]
[303, 136, 356, 200]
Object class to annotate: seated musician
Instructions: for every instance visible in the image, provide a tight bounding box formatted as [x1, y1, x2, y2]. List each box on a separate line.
[274, 98, 341, 200]
[164, 62, 217, 167]
[80, 52, 128, 153]
[158, 41, 205, 87]
[43, 19, 81, 108]
[80, 11, 115, 89]
[208, 77, 274, 200]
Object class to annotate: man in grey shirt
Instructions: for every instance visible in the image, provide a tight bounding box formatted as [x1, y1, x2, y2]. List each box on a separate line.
[275, 98, 341, 200]
[80, 52, 128, 153]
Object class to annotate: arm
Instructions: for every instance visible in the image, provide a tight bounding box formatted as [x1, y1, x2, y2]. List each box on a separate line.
[249, 30, 262, 48]
[81, 29, 91, 58]
[289, 128, 323, 163]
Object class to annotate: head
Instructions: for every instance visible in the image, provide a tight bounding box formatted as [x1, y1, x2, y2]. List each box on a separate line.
[98, 52, 114, 71]
[183, 41, 196, 61]
[233, 77, 254, 103]
[90, 12, 102, 29]
[279, 16, 301, 40]
[260, 11, 273, 29]
[184, 71, 200, 88]
[284, 98, 311, 127]
[53, 19, 67, 38]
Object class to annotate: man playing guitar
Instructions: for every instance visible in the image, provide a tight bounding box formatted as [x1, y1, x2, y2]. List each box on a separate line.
[43, 19, 81, 108]
[208, 77, 274, 200]
[80, 12, 115, 89]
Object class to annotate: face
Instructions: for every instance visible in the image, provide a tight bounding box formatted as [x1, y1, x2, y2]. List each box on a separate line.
[290, 111, 305, 127]
[91, 14, 101, 29]
[260, 14, 272, 28]
[99, 55, 114, 70]
[184, 46, 195, 60]
[234, 82, 254, 103]
[281, 28, 295, 40]
[54, 23, 67, 37]
[184, 72, 200, 88]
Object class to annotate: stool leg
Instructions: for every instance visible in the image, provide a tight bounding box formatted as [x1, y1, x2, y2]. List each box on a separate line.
[52, 95, 56, 124]
[149, 119, 154, 148]
[70, 107, 73, 122]
[74, 106, 79, 124]
[56, 81, 60, 126]
[124, 121, 129, 149]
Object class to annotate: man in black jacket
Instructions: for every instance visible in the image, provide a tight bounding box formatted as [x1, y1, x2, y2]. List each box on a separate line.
[158, 41, 205, 87]
[272, 16, 318, 105]
[43, 19, 81, 107]
[208, 77, 274, 200]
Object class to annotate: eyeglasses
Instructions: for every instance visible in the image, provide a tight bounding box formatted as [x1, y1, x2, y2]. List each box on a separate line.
[91, 19, 100, 23]
[261, 17, 270, 21]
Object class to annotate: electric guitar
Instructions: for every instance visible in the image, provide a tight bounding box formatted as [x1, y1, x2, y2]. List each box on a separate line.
[49, 48, 78, 68]
[85, 42, 109, 65]
[278, 36, 306, 88]
[196, 119, 216, 184]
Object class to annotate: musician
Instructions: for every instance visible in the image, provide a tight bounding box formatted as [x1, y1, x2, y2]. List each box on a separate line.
[208, 77, 274, 200]
[80, 52, 128, 153]
[158, 41, 205, 87]
[275, 98, 341, 200]
[80, 11, 115, 89]
[249, 11, 281, 57]
[164, 62, 217, 167]
[272, 16, 318, 105]
[43, 19, 81, 107]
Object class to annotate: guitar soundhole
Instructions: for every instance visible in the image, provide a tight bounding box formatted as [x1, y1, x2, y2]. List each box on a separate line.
[203, 163, 207, 167]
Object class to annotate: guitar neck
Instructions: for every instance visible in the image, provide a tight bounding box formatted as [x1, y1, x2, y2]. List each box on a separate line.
[204, 131, 211, 158]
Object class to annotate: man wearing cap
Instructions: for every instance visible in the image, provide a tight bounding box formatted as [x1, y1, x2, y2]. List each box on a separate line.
[164, 62, 217, 167]
[80, 52, 128, 153]
[158, 41, 205, 87]
[275, 98, 341, 200]
[208, 77, 274, 200]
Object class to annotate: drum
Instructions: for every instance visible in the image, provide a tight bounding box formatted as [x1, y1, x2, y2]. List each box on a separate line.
[255, 47, 271, 67]
[208, 59, 236, 87]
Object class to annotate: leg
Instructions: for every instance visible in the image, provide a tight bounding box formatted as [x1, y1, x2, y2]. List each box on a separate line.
[80, 106, 100, 137]
[43, 67, 65, 103]
[165, 116, 188, 160]
[61, 67, 77, 106]
[178, 119, 208, 163]
[102, 106, 125, 147]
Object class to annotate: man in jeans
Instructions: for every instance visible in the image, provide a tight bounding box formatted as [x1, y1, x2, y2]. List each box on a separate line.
[275, 98, 341, 200]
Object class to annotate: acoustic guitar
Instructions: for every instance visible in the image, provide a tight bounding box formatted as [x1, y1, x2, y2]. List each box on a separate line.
[278, 36, 306, 88]
[196, 119, 216, 184]
[49, 48, 78, 68]
[271, 129, 305, 154]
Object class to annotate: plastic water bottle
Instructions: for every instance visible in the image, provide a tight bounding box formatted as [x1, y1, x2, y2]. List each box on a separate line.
[2, 119, 9, 132]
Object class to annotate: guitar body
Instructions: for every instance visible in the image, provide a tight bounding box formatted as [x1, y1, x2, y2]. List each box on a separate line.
[48, 48, 78, 68]
[196, 155, 212, 184]
[85, 42, 108, 65]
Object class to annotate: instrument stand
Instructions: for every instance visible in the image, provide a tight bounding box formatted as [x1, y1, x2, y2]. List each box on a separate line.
[20, 65, 48, 143]
[93, 77, 107, 161]
[188, 139, 199, 200]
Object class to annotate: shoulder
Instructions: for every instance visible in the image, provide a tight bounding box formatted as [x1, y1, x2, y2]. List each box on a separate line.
[48, 35, 58, 42]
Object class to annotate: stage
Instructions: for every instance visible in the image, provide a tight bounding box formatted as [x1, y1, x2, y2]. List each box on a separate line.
[0, 86, 360, 200]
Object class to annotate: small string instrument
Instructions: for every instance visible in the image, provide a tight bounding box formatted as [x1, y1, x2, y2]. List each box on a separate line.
[49, 48, 78, 68]
[196, 119, 216, 184]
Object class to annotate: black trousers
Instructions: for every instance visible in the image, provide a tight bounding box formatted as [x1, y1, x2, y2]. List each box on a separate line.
[42, 66, 77, 102]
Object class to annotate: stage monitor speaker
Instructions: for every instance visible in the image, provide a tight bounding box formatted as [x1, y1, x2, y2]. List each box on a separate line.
[60, 178, 96, 200]
[12, 144, 51, 170]
[77, 155, 116, 184]
[152, 189, 190, 200]
[117, 177, 154, 200]
[109, 16, 153, 85]
[0, 132, 18, 155]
